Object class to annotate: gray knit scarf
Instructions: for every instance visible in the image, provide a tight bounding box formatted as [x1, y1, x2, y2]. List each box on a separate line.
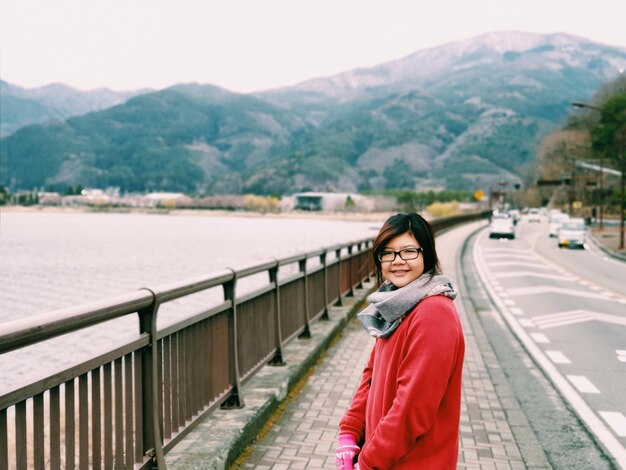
[357, 272, 457, 338]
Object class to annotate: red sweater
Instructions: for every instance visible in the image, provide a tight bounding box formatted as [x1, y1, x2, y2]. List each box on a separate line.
[339, 295, 465, 469]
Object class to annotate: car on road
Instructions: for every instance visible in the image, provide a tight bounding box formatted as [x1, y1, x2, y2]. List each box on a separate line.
[557, 218, 586, 249]
[528, 208, 542, 223]
[489, 213, 516, 239]
[549, 212, 569, 237]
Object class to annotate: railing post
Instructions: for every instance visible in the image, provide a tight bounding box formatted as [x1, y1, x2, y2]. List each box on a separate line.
[365, 241, 373, 283]
[320, 251, 330, 320]
[347, 245, 355, 297]
[268, 263, 286, 365]
[335, 248, 343, 306]
[137, 288, 166, 469]
[221, 271, 245, 408]
[355, 243, 364, 289]
[298, 259, 311, 339]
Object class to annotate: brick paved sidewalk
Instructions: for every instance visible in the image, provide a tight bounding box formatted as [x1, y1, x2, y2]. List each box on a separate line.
[231, 223, 542, 469]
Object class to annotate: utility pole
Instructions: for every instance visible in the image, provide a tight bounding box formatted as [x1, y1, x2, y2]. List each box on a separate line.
[572, 102, 625, 250]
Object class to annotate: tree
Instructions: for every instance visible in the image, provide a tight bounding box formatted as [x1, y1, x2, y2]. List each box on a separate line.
[0, 185, 8, 205]
[383, 158, 414, 190]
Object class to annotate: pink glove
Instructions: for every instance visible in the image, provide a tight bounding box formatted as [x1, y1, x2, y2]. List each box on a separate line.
[335, 434, 360, 470]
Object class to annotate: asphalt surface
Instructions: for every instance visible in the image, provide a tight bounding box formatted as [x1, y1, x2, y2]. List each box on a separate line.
[473, 215, 626, 469]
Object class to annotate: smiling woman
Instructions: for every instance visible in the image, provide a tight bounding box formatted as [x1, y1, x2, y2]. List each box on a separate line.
[335, 212, 465, 469]
[377, 232, 425, 287]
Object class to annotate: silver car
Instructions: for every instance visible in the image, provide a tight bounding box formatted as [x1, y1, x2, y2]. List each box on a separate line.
[489, 214, 516, 240]
[557, 218, 586, 249]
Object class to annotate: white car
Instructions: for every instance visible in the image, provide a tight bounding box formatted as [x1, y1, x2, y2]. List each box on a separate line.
[489, 214, 515, 239]
[557, 218, 586, 249]
[527, 208, 541, 223]
[548, 212, 569, 237]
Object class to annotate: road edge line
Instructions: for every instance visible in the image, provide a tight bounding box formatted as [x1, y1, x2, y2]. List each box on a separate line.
[472, 228, 626, 469]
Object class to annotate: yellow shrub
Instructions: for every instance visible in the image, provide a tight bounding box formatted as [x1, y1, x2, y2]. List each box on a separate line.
[426, 201, 460, 218]
[243, 195, 281, 213]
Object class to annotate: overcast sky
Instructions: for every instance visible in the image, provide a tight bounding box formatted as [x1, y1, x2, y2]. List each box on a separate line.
[1, 0, 625, 93]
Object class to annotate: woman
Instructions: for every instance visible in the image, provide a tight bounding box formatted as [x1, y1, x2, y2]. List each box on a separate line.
[335, 213, 465, 470]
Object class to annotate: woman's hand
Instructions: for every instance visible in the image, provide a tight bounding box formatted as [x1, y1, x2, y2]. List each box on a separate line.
[335, 434, 360, 470]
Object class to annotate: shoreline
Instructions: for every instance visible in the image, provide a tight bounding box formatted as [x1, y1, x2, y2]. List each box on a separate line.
[0, 204, 398, 223]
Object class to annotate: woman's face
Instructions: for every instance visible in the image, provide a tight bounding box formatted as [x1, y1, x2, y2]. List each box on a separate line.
[380, 231, 425, 288]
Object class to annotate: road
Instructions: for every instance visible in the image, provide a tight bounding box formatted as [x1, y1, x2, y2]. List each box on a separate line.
[470, 214, 626, 469]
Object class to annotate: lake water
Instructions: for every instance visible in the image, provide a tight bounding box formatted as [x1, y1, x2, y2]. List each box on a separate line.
[0, 210, 382, 393]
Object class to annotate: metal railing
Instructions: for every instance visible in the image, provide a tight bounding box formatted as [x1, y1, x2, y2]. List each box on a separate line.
[0, 236, 376, 469]
[0, 211, 488, 469]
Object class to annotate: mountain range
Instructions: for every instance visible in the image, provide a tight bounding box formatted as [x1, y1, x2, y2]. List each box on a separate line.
[2, 31, 625, 195]
[0, 81, 148, 137]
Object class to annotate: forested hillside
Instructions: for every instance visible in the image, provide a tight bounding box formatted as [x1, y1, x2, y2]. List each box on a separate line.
[2, 32, 625, 194]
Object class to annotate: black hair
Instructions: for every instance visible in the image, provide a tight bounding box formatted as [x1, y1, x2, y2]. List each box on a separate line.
[372, 212, 440, 275]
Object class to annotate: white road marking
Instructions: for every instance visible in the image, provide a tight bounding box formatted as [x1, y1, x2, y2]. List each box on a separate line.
[599, 412, 626, 437]
[481, 248, 532, 255]
[532, 310, 596, 329]
[567, 375, 601, 394]
[483, 254, 535, 262]
[519, 319, 535, 327]
[617, 350, 626, 363]
[531, 310, 626, 329]
[503, 299, 516, 306]
[510, 307, 524, 316]
[545, 350, 571, 364]
[594, 313, 626, 326]
[530, 332, 550, 343]
[493, 271, 576, 281]
[483, 261, 553, 270]
[474, 233, 626, 466]
[507, 285, 613, 301]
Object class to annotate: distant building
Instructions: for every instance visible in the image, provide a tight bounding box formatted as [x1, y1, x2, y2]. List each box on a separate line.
[293, 192, 365, 211]
[142, 192, 186, 208]
[37, 191, 62, 205]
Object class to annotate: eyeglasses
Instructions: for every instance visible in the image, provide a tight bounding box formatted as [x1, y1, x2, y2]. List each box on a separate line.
[377, 247, 423, 263]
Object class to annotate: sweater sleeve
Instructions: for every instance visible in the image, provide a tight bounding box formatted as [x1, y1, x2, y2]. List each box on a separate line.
[358, 298, 462, 469]
[338, 345, 375, 442]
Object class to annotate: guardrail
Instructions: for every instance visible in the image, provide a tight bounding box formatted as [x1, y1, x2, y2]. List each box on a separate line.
[0, 211, 489, 469]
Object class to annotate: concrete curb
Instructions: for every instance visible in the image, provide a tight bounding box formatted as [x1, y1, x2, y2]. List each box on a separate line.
[587, 228, 626, 262]
[165, 282, 375, 470]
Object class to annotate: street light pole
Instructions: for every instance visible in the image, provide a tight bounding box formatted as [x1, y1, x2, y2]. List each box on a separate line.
[572, 102, 625, 250]
[619, 124, 626, 250]
[572, 103, 604, 229]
